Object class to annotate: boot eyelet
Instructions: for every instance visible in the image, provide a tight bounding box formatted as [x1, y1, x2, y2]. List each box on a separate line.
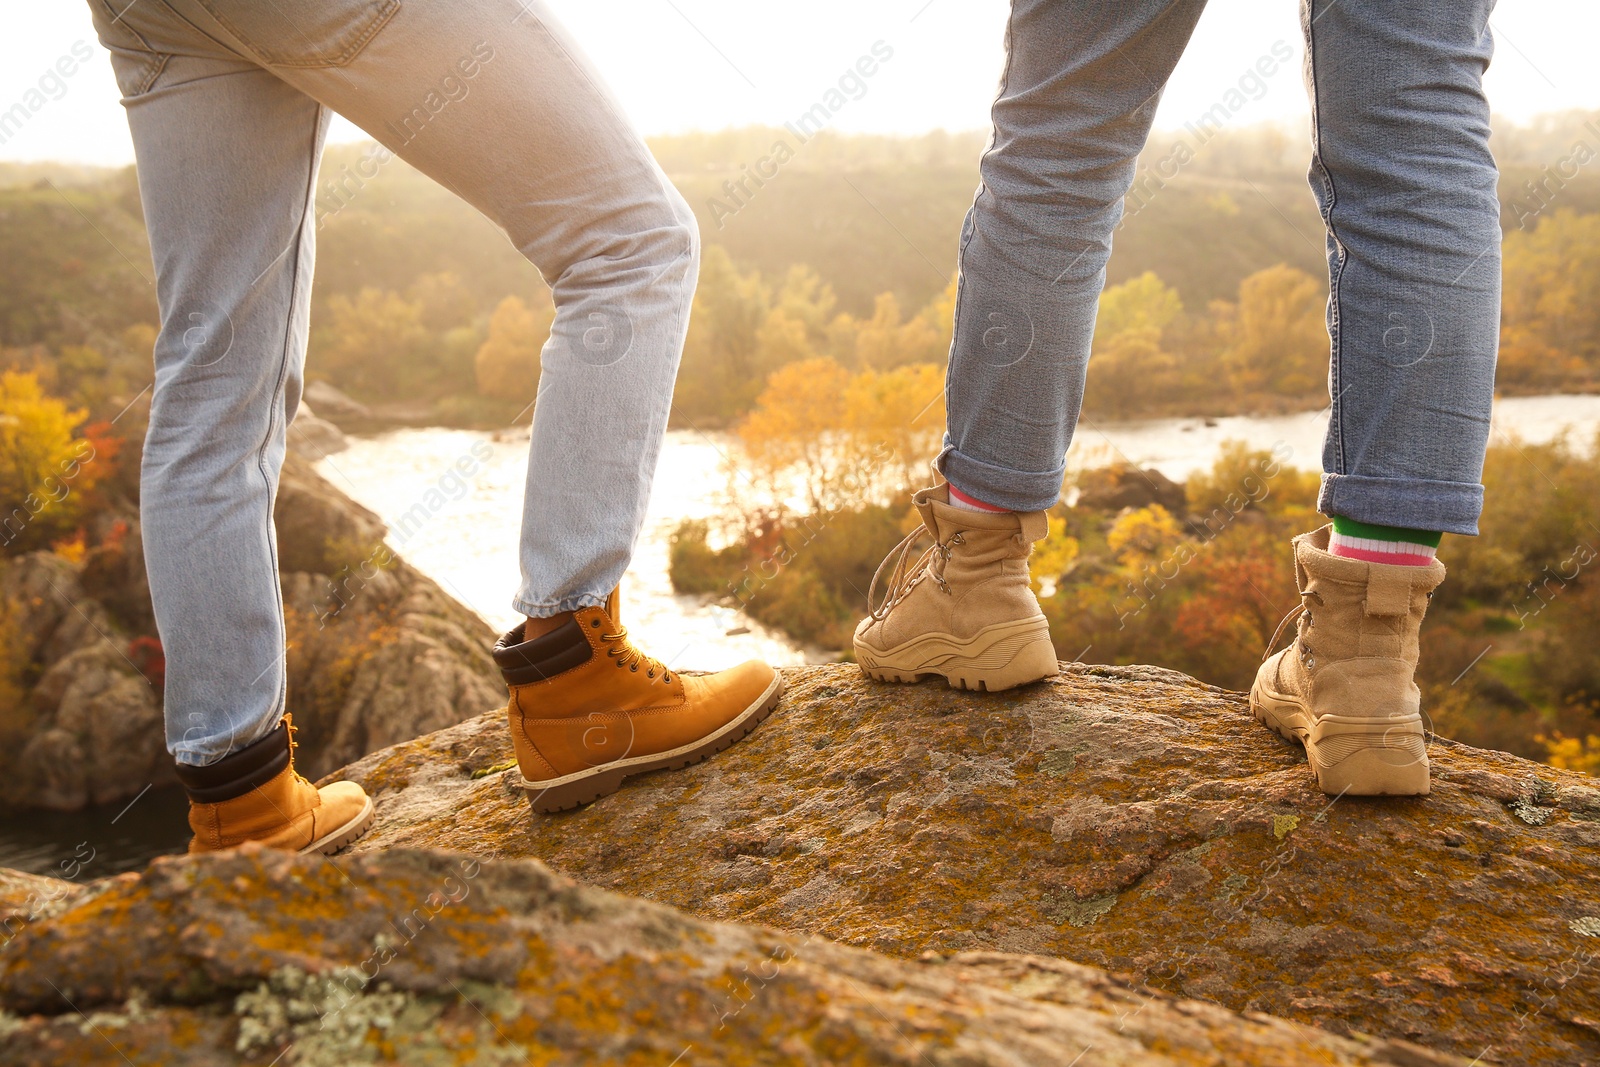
[630, 664, 638, 672]
[591, 619, 601, 628]
[616, 659, 625, 668]
[647, 670, 655, 679]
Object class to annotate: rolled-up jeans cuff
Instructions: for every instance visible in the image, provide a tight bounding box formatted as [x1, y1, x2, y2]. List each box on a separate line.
[1318, 473, 1483, 536]
[511, 593, 608, 619]
[936, 445, 1065, 513]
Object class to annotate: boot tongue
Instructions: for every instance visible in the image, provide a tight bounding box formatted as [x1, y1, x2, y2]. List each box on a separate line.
[605, 586, 621, 625]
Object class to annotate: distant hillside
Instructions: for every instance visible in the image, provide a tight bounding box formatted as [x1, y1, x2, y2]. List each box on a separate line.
[2, 112, 1596, 418]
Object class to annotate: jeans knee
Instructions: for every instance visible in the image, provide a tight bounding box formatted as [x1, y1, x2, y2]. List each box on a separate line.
[661, 183, 701, 283]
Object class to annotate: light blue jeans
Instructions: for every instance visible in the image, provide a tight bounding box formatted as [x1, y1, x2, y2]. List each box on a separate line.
[89, 0, 698, 765]
[940, 0, 1500, 535]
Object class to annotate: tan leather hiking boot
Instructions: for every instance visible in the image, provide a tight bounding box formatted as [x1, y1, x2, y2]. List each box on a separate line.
[854, 484, 1058, 692]
[1251, 525, 1446, 796]
[494, 589, 783, 813]
[176, 715, 374, 854]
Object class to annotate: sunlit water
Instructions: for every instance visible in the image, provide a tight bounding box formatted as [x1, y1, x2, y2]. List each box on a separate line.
[1067, 393, 1600, 482]
[1, 394, 1593, 876]
[317, 395, 1600, 660]
[316, 428, 817, 671]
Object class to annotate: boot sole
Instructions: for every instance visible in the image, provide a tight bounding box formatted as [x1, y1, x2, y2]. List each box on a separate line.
[855, 616, 1058, 693]
[1249, 678, 1430, 796]
[299, 795, 376, 855]
[520, 673, 785, 814]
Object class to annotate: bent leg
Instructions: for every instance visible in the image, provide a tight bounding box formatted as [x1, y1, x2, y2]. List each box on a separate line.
[940, 0, 1207, 511]
[162, 0, 700, 617]
[1303, 0, 1500, 534]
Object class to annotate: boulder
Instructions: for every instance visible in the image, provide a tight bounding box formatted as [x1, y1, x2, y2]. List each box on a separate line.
[303, 380, 372, 422]
[274, 452, 387, 574]
[332, 662, 1600, 1066]
[1072, 463, 1187, 515]
[0, 455, 500, 807]
[287, 402, 350, 458]
[0, 846, 1466, 1066]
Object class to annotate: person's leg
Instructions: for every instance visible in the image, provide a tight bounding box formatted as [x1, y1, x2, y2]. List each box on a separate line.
[1251, 0, 1498, 796]
[1305, 0, 1500, 535]
[938, 0, 1209, 512]
[856, 0, 1207, 691]
[145, 0, 777, 809]
[87, 3, 329, 765]
[156, 0, 699, 622]
[88, 0, 373, 850]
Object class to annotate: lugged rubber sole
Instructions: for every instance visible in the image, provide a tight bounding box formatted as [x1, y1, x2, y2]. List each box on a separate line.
[520, 673, 785, 814]
[300, 795, 376, 855]
[1249, 678, 1430, 796]
[854, 616, 1058, 693]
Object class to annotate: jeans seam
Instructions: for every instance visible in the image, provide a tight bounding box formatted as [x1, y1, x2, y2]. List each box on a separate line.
[193, 0, 400, 69]
[253, 102, 324, 728]
[1304, 0, 1347, 478]
[945, 4, 1017, 464]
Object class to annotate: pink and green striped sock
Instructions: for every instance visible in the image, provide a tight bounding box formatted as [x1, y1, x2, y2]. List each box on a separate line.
[1328, 516, 1441, 567]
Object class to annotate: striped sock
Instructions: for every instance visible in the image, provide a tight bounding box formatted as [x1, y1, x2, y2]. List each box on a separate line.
[1328, 516, 1441, 567]
[948, 483, 1008, 513]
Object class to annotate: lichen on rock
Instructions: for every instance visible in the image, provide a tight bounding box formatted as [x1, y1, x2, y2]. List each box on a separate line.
[331, 661, 1600, 1065]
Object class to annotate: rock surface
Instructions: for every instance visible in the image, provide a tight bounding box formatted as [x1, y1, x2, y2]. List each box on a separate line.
[0, 846, 1467, 1066]
[336, 662, 1600, 1066]
[287, 402, 350, 458]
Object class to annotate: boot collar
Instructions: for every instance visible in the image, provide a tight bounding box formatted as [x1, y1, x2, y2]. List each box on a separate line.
[869, 484, 1048, 622]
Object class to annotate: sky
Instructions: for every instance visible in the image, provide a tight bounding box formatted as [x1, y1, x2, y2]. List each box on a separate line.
[3, 1, 1596, 166]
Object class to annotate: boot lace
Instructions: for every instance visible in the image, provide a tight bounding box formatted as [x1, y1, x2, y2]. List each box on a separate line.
[866, 528, 966, 622]
[1262, 588, 1325, 665]
[593, 619, 673, 683]
[283, 714, 314, 790]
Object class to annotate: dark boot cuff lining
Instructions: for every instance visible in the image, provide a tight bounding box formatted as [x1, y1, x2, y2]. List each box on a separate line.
[175, 721, 291, 804]
[492, 618, 592, 685]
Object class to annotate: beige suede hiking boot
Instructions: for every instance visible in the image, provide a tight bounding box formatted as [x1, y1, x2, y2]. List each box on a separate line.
[853, 484, 1058, 692]
[176, 715, 375, 855]
[494, 589, 783, 814]
[1251, 525, 1446, 796]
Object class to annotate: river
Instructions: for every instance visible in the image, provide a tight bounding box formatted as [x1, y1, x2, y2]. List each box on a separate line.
[1, 394, 1594, 876]
[317, 393, 1600, 666]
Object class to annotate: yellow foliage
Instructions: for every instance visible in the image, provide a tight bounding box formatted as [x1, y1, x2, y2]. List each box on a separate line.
[753, 307, 816, 369]
[320, 288, 431, 396]
[736, 357, 852, 512]
[1500, 211, 1600, 389]
[0, 371, 90, 552]
[1541, 733, 1600, 776]
[1029, 516, 1081, 593]
[474, 296, 552, 400]
[843, 362, 945, 497]
[1215, 264, 1327, 398]
[1107, 505, 1185, 566]
[840, 291, 947, 371]
[1094, 272, 1183, 343]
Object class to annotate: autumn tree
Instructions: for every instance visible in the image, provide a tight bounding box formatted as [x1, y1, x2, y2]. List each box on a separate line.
[1215, 264, 1327, 399]
[1084, 273, 1184, 416]
[0, 371, 94, 554]
[474, 295, 551, 404]
[676, 246, 772, 424]
[839, 291, 947, 371]
[1499, 210, 1600, 390]
[736, 356, 852, 513]
[316, 288, 431, 399]
[843, 362, 946, 499]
